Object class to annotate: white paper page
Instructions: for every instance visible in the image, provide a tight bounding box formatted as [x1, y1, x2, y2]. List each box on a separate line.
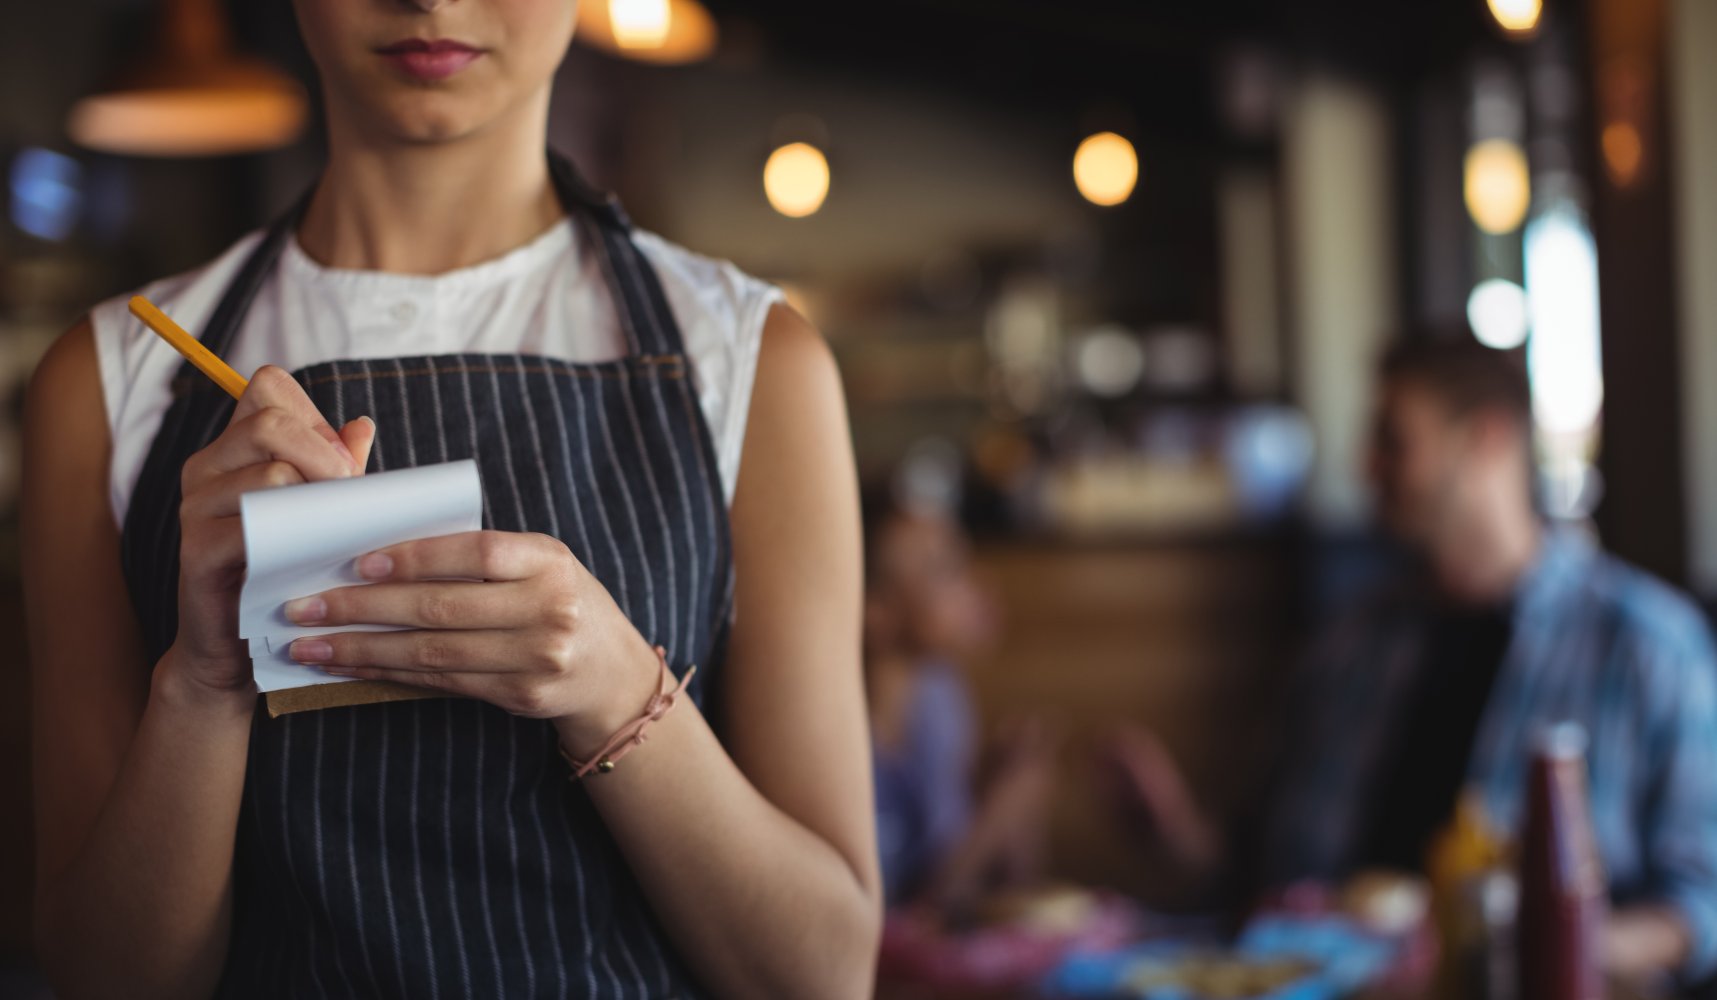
[238, 459, 482, 692]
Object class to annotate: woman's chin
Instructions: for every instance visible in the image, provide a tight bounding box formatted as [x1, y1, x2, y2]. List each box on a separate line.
[396, 117, 482, 145]
[355, 92, 505, 146]
[402, 106, 487, 142]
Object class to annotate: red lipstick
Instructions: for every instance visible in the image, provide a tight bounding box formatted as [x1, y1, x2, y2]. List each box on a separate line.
[374, 38, 484, 82]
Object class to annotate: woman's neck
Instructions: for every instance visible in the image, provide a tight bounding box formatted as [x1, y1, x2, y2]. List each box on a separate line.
[297, 94, 565, 275]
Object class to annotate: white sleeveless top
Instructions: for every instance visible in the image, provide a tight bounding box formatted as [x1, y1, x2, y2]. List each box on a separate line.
[91, 222, 780, 528]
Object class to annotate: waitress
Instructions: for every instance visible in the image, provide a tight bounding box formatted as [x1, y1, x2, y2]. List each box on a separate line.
[22, 0, 879, 996]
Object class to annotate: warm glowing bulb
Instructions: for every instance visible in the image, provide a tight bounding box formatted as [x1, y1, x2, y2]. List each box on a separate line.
[575, 0, 716, 64]
[1073, 132, 1138, 207]
[763, 142, 830, 218]
[611, 0, 671, 49]
[1487, 0, 1543, 34]
[1464, 139, 1532, 235]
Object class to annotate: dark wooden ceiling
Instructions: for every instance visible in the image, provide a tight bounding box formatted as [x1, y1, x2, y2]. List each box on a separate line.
[705, 0, 1509, 137]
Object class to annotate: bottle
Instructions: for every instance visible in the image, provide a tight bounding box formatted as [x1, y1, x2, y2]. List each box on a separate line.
[1427, 792, 1514, 1000]
[1474, 867, 1520, 1000]
[1516, 724, 1606, 1000]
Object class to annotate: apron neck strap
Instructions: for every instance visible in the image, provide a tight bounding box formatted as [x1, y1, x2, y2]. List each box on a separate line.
[549, 152, 686, 358]
[180, 149, 687, 375]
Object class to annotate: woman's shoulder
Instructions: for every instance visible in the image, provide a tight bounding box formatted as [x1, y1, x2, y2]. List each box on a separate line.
[628, 229, 784, 350]
[627, 231, 786, 499]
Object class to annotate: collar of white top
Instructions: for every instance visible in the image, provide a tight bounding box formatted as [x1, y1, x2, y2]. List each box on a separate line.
[280, 218, 577, 293]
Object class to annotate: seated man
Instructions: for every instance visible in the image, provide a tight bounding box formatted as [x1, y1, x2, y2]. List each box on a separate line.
[1112, 337, 1717, 983]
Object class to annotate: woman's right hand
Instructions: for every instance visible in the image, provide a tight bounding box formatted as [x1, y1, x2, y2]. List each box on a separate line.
[169, 365, 376, 695]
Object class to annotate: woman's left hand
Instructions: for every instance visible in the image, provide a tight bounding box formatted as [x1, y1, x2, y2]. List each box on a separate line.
[282, 530, 660, 752]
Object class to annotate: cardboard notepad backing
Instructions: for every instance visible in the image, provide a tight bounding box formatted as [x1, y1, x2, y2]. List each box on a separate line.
[238, 459, 483, 717]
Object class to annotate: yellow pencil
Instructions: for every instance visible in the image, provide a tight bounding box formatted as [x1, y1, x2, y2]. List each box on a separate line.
[128, 295, 250, 400]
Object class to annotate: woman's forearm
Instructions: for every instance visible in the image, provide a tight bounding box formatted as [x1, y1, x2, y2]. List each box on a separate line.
[36, 650, 256, 1000]
[569, 701, 880, 1000]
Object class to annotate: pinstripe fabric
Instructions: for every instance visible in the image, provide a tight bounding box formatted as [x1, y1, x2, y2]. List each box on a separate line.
[118, 155, 731, 997]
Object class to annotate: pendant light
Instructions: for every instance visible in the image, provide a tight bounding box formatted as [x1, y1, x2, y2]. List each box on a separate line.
[763, 142, 830, 218]
[66, 0, 307, 157]
[574, 0, 719, 65]
[1486, 0, 1543, 36]
[1073, 132, 1139, 207]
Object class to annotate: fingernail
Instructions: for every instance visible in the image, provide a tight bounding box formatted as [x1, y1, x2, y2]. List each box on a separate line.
[291, 639, 333, 664]
[321, 666, 355, 677]
[331, 439, 358, 476]
[283, 596, 326, 625]
[357, 553, 394, 580]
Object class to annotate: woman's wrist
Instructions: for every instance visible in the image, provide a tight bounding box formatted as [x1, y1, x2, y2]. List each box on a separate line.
[552, 628, 665, 760]
[152, 647, 258, 720]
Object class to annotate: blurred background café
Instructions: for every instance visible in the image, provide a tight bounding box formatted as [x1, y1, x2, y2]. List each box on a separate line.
[5, 0, 1717, 997]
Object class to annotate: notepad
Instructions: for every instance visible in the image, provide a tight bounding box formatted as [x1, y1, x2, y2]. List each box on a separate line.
[238, 459, 483, 694]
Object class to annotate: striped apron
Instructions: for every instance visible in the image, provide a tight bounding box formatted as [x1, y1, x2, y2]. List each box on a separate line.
[118, 154, 734, 998]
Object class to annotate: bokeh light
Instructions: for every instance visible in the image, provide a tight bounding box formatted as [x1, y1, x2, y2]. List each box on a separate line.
[1225, 406, 1315, 518]
[1525, 207, 1604, 434]
[1487, 0, 1543, 34]
[67, 86, 306, 157]
[763, 142, 831, 218]
[610, 0, 671, 50]
[1466, 278, 1531, 350]
[9, 148, 83, 241]
[1463, 139, 1532, 235]
[1601, 121, 1644, 188]
[574, 0, 717, 64]
[1073, 132, 1139, 207]
[1072, 326, 1146, 398]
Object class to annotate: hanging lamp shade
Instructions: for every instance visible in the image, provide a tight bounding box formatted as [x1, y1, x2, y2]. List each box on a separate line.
[574, 0, 719, 65]
[66, 0, 307, 157]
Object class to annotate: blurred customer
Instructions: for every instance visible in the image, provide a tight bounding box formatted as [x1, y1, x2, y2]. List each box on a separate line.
[1111, 337, 1717, 984]
[865, 490, 1051, 911]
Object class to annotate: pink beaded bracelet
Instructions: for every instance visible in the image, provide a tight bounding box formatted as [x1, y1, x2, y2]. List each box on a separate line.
[560, 645, 696, 780]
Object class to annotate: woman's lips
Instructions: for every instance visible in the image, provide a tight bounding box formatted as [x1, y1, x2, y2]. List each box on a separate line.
[375, 39, 484, 81]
